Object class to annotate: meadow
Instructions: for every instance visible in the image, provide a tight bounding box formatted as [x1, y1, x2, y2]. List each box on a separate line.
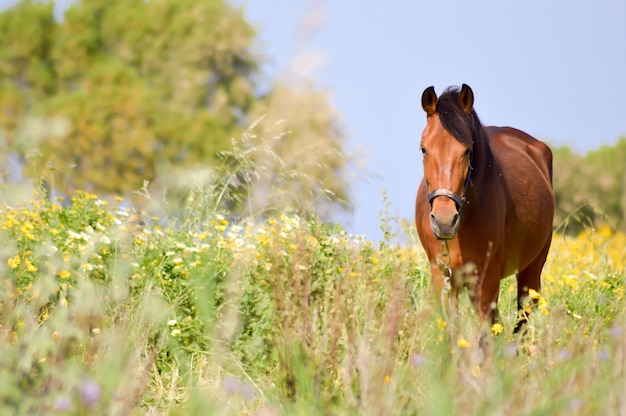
[0, 189, 625, 415]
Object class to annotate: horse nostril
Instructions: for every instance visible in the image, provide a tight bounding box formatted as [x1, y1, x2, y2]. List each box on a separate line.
[451, 213, 460, 228]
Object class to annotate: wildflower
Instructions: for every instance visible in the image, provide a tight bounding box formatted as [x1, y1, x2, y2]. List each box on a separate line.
[457, 338, 471, 349]
[505, 343, 518, 357]
[222, 376, 255, 401]
[597, 349, 610, 361]
[610, 325, 622, 339]
[528, 289, 541, 299]
[370, 256, 379, 264]
[167, 319, 178, 327]
[569, 398, 583, 412]
[171, 329, 182, 337]
[80, 377, 102, 408]
[557, 349, 571, 361]
[58, 270, 71, 279]
[384, 375, 391, 383]
[437, 317, 447, 330]
[491, 322, 504, 335]
[411, 354, 426, 367]
[25, 260, 38, 273]
[55, 397, 71, 411]
[8, 255, 21, 269]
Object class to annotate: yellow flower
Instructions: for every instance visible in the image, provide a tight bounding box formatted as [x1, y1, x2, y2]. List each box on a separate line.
[25, 259, 38, 273]
[528, 289, 541, 299]
[491, 322, 504, 336]
[58, 270, 71, 279]
[437, 317, 447, 330]
[457, 338, 471, 349]
[8, 255, 21, 269]
[370, 256, 379, 264]
[597, 225, 612, 238]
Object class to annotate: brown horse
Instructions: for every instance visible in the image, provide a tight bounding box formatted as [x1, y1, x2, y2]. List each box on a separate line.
[415, 84, 554, 332]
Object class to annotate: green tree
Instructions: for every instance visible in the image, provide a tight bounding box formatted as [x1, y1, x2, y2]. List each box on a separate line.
[0, 0, 351, 216]
[245, 80, 350, 217]
[553, 137, 626, 233]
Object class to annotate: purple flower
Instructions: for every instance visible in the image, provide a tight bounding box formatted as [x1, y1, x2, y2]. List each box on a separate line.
[505, 343, 518, 357]
[557, 349, 571, 361]
[55, 397, 71, 411]
[410, 354, 426, 367]
[81, 377, 102, 408]
[610, 325, 622, 339]
[569, 397, 583, 411]
[597, 349, 610, 361]
[221, 376, 255, 401]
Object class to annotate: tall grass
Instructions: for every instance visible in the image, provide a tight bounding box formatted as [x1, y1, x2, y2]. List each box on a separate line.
[0, 135, 625, 414]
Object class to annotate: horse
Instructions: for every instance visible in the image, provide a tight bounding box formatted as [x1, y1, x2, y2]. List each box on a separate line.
[415, 84, 554, 332]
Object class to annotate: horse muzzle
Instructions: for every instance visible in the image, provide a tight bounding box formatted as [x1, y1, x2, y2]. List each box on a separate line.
[428, 188, 463, 240]
[430, 209, 460, 240]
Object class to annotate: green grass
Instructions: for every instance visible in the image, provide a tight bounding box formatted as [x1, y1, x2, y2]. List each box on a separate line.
[0, 190, 625, 415]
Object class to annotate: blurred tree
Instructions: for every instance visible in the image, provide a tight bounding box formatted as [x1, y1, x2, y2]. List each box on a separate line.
[0, 0, 351, 216]
[552, 137, 626, 233]
[244, 81, 350, 217]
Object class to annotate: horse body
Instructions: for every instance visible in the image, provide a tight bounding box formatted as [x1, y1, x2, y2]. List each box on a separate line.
[415, 85, 554, 329]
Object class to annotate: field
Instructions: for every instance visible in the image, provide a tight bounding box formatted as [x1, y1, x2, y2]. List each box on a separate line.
[1, 190, 625, 415]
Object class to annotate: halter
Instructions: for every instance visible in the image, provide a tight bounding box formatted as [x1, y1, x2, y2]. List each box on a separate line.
[426, 153, 474, 210]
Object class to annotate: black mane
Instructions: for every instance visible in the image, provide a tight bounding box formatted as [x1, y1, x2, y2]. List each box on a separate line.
[436, 86, 486, 148]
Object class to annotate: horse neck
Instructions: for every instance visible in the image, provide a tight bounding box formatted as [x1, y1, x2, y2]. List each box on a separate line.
[468, 128, 494, 197]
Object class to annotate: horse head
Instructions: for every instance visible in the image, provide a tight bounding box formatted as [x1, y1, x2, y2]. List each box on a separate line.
[420, 84, 475, 240]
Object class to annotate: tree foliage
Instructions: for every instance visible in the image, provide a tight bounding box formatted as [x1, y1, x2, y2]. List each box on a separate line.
[0, 0, 350, 215]
[553, 137, 626, 233]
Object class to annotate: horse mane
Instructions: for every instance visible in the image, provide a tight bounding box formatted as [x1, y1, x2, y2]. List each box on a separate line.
[436, 86, 486, 147]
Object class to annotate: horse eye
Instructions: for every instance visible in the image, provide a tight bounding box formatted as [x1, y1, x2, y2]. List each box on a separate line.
[420, 146, 427, 155]
[463, 148, 471, 157]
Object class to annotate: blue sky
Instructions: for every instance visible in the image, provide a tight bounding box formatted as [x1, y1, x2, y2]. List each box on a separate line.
[2, 0, 625, 241]
[239, 0, 626, 240]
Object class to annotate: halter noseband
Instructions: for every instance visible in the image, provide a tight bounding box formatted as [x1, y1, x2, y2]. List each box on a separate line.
[426, 155, 473, 210]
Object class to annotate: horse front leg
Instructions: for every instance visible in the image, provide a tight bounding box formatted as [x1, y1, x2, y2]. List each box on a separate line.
[430, 263, 459, 321]
[515, 238, 550, 333]
[475, 266, 502, 328]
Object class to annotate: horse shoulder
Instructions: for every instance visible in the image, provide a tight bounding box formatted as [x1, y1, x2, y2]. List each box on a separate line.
[486, 126, 553, 185]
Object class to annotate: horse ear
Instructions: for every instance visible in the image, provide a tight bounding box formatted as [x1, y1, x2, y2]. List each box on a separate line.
[459, 84, 474, 114]
[421, 86, 438, 117]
